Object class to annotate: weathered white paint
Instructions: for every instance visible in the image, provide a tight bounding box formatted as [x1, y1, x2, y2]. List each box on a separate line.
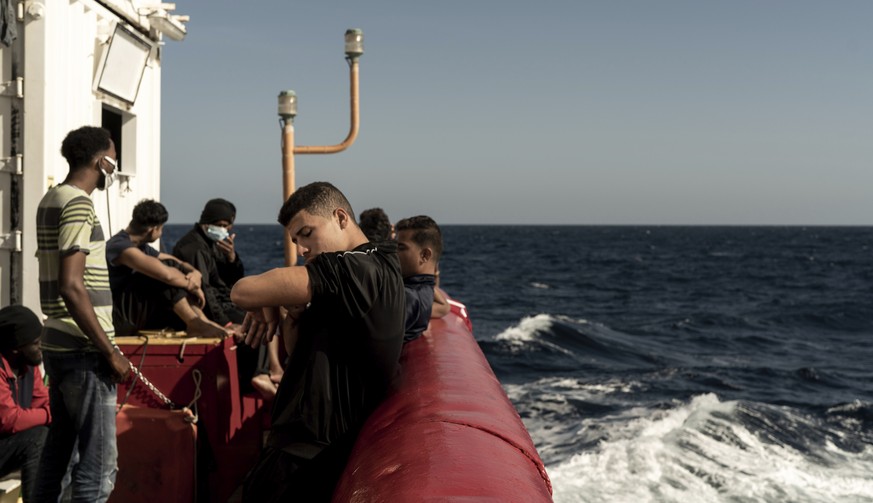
[1, 0, 174, 313]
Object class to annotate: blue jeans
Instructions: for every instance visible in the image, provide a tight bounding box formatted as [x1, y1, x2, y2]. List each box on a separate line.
[33, 351, 118, 503]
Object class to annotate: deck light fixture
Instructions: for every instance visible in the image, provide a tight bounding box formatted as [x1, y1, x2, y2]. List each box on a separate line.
[278, 29, 364, 266]
[278, 90, 297, 124]
[148, 10, 187, 41]
[344, 29, 364, 60]
[94, 24, 152, 105]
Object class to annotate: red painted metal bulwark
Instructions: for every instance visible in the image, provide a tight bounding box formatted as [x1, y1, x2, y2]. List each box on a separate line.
[112, 407, 197, 503]
[333, 302, 553, 502]
[114, 337, 264, 502]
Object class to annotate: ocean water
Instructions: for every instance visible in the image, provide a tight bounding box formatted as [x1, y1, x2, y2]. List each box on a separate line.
[162, 224, 873, 502]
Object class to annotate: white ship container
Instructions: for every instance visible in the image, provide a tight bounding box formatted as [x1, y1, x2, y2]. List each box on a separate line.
[0, 0, 187, 312]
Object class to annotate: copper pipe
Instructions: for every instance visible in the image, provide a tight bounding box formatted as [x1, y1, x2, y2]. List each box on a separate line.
[282, 57, 361, 265]
[294, 60, 360, 155]
[281, 122, 297, 266]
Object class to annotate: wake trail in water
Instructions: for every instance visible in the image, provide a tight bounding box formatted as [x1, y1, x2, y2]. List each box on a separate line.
[546, 394, 873, 503]
[491, 314, 873, 503]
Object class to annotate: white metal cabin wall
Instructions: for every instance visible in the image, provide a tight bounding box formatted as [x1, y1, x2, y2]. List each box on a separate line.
[0, 4, 19, 307]
[15, 0, 163, 314]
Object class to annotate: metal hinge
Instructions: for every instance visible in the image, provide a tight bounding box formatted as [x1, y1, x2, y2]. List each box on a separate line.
[0, 231, 22, 252]
[0, 77, 23, 98]
[0, 154, 22, 175]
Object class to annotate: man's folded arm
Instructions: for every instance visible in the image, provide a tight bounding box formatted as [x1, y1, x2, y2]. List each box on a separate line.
[232, 266, 312, 310]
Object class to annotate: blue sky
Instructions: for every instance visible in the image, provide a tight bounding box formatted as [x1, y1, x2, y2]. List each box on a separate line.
[161, 1, 873, 225]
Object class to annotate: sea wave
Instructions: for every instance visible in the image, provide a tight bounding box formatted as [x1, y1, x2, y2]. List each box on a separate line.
[494, 313, 569, 344]
[546, 394, 873, 503]
[505, 376, 647, 463]
[487, 313, 673, 372]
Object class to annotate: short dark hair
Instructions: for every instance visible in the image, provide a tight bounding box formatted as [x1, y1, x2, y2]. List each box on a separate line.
[130, 199, 169, 234]
[278, 182, 355, 227]
[396, 215, 443, 261]
[60, 126, 112, 171]
[359, 208, 392, 242]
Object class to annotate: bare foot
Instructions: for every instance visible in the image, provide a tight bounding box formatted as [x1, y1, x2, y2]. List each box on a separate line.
[251, 374, 278, 400]
[186, 317, 232, 339]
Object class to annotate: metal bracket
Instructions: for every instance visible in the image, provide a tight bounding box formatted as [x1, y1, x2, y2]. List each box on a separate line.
[0, 231, 22, 252]
[0, 154, 22, 175]
[117, 172, 134, 196]
[0, 77, 23, 98]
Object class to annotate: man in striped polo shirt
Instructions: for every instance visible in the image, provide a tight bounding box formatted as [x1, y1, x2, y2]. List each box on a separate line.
[33, 126, 131, 503]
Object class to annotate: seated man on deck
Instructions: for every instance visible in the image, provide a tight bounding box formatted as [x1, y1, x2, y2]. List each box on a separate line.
[395, 215, 450, 342]
[172, 198, 283, 398]
[231, 181, 405, 502]
[0, 306, 50, 503]
[106, 199, 230, 339]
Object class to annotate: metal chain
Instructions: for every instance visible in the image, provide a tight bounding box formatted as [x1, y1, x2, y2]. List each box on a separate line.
[116, 345, 177, 409]
[129, 364, 176, 408]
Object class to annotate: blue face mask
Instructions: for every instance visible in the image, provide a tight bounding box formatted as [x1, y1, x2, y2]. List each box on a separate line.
[205, 225, 229, 242]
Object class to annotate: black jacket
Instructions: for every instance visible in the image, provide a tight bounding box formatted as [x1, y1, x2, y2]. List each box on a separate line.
[171, 225, 245, 325]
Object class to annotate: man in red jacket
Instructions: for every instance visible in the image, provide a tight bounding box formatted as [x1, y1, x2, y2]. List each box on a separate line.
[0, 305, 50, 503]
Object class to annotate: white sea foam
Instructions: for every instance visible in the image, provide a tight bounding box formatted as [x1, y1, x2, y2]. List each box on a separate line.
[505, 377, 642, 402]
[493, 314, 590, 356]
[531, 282, 550, 289]
[494, 314, 592, 343]
[494, 314, 555, 343]
[544, 394, 873, 503]
[506, 377, 648, 465]
[827, 399, 868, 414]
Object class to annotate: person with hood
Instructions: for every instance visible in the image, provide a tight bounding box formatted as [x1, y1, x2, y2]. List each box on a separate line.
[0, 305, 50, 503]
[173, 198, 283, 398]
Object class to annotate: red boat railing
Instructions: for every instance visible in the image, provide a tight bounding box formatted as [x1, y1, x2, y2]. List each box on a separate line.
[333, 301, 553, 501]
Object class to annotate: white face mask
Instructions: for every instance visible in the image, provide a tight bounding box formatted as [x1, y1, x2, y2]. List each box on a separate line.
[99, 156, 117, 191]
[205, 225, 229, 242]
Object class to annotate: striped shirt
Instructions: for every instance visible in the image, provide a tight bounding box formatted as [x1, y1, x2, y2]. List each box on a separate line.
[36, 184, 114, 352]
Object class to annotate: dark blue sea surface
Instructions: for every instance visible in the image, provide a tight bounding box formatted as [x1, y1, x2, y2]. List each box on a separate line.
[161, 225, 873, 502]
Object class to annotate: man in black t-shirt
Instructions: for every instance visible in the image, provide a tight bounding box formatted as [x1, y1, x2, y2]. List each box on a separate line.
[232, 182, 405, 502]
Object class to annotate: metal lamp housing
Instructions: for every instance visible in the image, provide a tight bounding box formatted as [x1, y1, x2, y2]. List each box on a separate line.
[344, 29, 364, 59]
[278, 90, 297, 120]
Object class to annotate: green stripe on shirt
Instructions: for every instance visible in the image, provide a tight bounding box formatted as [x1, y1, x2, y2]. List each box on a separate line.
[36, 184, 114, 352]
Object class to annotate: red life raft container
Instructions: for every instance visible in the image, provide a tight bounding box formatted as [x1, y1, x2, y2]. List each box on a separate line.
[111, 336, 266, 502]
